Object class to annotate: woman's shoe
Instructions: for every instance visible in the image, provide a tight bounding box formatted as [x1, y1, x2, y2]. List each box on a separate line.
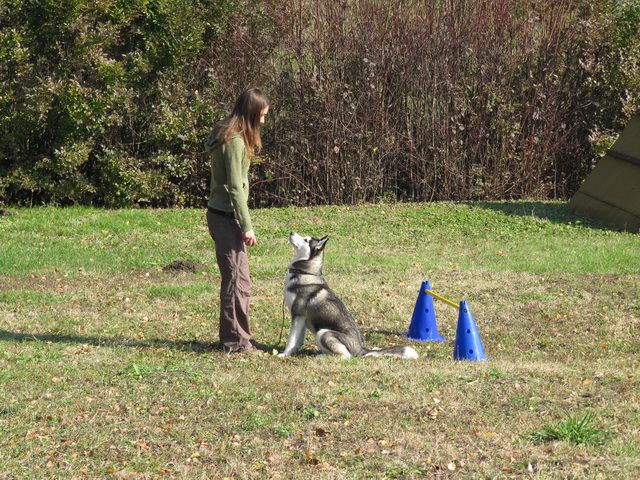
[223, 343, 261, 355]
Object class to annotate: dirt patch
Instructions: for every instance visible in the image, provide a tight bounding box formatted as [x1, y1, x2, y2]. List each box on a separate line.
[162, 259, 207, 274]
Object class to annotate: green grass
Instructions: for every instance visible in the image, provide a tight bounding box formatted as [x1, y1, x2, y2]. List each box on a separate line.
[1, 201, 639, 478]
[1, 202, 639, 277]
[524, 412, 610, 445]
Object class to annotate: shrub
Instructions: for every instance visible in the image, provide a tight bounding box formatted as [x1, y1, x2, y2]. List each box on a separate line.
[256, 0, 640, 205]
[1, 0, 639, 207]
[0, 0, 247, 206]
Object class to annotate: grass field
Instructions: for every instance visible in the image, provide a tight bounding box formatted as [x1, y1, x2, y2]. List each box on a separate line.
[0, 201, 639, 479]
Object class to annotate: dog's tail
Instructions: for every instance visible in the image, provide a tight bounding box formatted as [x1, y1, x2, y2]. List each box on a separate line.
[363, 346, 418, 359]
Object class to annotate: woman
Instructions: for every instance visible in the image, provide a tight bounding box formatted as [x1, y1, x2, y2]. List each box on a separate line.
[204, 87, 269, 354]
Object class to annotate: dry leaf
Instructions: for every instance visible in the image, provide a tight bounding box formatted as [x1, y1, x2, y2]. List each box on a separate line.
[303, 450, 319, 465]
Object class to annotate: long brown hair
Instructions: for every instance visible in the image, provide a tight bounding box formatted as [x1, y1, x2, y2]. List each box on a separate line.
[216, 87, 269, 158]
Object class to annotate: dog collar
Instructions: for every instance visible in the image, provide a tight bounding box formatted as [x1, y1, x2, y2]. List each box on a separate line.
[288, 267, 321, 276]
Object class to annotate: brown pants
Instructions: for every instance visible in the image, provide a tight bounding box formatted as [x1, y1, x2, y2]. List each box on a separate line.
[206, 210, 252, 349]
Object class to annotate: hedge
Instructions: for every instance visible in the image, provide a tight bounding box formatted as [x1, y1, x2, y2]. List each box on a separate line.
[1, 0, 639, 207]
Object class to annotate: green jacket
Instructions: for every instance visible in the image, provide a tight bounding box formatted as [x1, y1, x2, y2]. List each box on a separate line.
[205, 131, 252, 232]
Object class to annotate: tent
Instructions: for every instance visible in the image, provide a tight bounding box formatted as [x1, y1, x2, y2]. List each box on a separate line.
[569, 115, 640, 232]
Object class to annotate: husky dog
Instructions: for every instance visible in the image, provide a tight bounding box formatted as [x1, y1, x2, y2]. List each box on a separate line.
[280, 233, 418, 359]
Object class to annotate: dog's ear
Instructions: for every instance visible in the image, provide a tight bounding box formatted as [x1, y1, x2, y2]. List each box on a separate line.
[316, 235, 329, 250]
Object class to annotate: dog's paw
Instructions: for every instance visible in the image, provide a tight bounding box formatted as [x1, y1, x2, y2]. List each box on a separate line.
[277, 352, 289, 358]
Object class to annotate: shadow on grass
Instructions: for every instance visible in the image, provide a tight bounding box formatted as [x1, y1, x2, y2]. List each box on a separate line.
[0, 329, 282, 354]
[469, 201, 613, 231]
[0, 329, 416, 357]
[363, 329, 406, 339]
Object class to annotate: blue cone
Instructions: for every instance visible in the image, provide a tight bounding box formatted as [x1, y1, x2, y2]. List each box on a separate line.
[453, 300, 487, 361]
[403, 280, 445, 342]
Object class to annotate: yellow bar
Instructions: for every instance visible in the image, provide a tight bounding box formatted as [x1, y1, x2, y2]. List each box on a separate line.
[424, 289, 460, 309]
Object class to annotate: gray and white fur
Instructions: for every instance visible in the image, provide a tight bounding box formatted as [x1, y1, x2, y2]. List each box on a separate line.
[280, 233, 418, 359]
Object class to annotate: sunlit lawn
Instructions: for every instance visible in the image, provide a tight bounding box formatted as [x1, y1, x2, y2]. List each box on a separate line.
[1, 202, 638, 478]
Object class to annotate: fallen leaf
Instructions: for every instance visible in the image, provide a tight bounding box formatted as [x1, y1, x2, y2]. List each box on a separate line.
[303, 450, 319, 465]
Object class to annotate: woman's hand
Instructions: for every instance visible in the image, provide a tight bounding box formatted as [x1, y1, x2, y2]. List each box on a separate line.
[243, 229, 257, 246]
